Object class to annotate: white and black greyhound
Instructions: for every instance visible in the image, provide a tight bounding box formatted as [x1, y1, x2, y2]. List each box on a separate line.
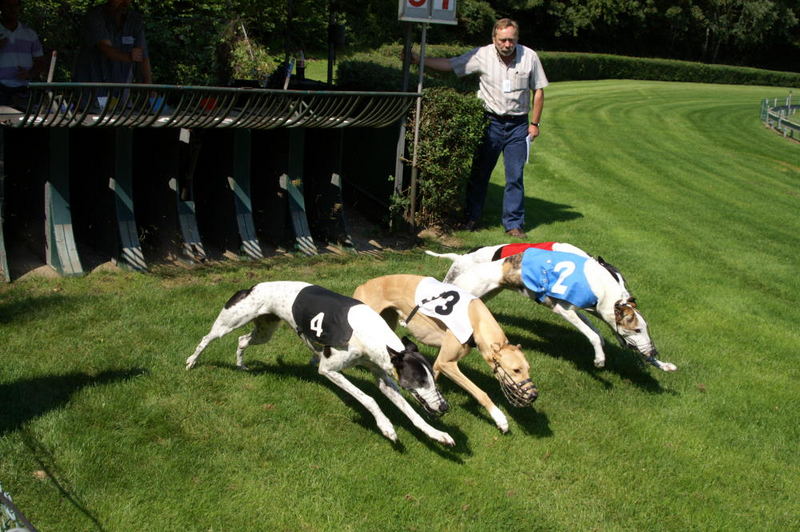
[426, 242, 677, 372]
[186, 281, 455, 446]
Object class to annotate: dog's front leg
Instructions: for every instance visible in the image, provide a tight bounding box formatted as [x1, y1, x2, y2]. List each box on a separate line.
[374, 375, 455, 447]
[433, 357, 509, 433]
[317, 367, 398, 442]
[550, 303, 607, 368]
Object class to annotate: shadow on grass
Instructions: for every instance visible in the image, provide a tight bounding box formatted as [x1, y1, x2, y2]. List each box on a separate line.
[20, 428, 109, 532]
[481, 183, 583, 230]
[2, 369, 147, 532]
[214, 358, 469, 462]
[0, 294, 93, 326]
[0, 368, 148, 435]
[433, 364, 553, 438]
[493, 311, 675, 394]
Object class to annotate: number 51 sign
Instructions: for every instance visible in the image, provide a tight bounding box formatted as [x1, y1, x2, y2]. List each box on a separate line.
[398, 0, 457, 25]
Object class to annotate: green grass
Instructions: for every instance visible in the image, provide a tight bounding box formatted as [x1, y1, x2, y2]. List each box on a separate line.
[2, 80, 799, 531]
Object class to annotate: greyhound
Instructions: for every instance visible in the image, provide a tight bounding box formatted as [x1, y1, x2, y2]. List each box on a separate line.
[186, 281, 455, 446]
[426, 243, 677, 372]
[353, 274, 538, 433]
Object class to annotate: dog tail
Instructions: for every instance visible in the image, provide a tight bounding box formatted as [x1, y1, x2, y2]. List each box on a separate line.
[424, 250, 462, 262]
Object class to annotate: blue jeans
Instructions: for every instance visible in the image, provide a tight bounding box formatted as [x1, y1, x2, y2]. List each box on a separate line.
[465, 114, 528, 231]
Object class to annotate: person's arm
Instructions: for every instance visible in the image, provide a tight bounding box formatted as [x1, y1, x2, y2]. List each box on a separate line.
[528, 88, 544, 139]
[29, 54, 47, 78]
[409, 51, 454, 72]
[139, 55, 152, 84]
[15, 54, 47, 81]
[96, 39, 142, 63]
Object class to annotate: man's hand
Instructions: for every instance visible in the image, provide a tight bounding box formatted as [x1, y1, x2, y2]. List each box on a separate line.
[528, 124, 540, 139]
[130, 47, 144, 62]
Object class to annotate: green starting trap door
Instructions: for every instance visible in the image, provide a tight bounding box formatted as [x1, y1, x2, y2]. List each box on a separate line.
[170, 129, 206, 262]
[111, 128, 146, 271]
[282, 128, 317, 256]
[229, 128, 263, 259]
[46, 128, 83, 276]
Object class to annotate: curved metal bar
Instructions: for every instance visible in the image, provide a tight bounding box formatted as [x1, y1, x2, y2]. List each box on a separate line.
[0, 84, 419, 130]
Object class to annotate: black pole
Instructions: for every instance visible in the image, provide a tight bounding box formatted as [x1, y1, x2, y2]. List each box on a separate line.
[327, 0, 336, 85]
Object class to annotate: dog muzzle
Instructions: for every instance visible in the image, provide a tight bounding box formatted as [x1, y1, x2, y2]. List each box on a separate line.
[493, 365, 538, 407]
[411, 388, 449, 417]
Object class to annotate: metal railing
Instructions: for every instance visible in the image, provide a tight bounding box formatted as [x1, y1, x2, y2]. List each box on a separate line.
[0, 83, 419, 130]
[761, 94, 800, 140]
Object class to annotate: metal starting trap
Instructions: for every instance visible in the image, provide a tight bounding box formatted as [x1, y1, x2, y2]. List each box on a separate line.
[0, 83, 417, 281]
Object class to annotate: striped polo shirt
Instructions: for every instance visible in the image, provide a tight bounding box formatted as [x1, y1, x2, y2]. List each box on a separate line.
[449, 43, 548, 116]
[0, 22, 43, 87]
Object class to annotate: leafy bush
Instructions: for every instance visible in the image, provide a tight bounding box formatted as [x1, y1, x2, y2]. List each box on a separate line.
[338, 45, 800, 91]
[540, 52, 800, 86]
[402, 87, 486, 229]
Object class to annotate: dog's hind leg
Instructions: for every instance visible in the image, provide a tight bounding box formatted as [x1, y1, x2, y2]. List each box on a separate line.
[235, 315, 281, 370]
[186, 318, 236, 370]
[550, 303, 607, 368]
[317, 364, 399, 443]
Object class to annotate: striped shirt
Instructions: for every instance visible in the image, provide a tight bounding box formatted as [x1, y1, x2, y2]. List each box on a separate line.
[449, 44, 548, 116]
[0, 22, 43, 87]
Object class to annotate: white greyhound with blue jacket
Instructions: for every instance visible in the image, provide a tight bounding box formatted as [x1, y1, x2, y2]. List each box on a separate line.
[426, 242, 677, 372]
[186, 281, 455, 446]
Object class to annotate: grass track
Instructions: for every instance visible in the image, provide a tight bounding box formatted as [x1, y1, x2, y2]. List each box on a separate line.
[1, 80, 799, 530]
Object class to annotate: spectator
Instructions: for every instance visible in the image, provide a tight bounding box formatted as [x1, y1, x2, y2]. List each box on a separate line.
[412, 18, 548, 239]
[73, 0, 152, 86]
[0, 0, 46, 107]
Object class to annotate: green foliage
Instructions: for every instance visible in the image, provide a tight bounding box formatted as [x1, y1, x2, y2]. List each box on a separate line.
[336, 44, 480, 93]
[540, 50, 800, 86]
[405, 88, 486, 228]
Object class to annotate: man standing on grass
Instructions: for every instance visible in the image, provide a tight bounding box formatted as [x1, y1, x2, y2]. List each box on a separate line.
[411, 18, 547, 239]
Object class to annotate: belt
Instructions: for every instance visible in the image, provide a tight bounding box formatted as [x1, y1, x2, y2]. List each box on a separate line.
[485, 111, 527, 122]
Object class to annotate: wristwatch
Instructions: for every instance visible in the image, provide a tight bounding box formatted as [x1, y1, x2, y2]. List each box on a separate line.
[530, 122, 540, 126]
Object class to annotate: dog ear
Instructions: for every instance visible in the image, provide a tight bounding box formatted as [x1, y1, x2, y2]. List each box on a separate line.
[387, 345, 404, 366]
[401, 335, 419, 353]
[627, 297, 637, 307]
[491, 342, 503, 353]
[614, 300, 626, 320]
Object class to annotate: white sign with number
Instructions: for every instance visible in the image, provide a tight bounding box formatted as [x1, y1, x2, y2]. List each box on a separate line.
[398, 0, 457, 25]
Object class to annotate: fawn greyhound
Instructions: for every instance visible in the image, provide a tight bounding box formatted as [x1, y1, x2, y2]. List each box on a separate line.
[354, 274, 537, 433]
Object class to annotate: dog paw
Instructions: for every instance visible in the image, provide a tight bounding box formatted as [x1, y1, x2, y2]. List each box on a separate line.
[377, 421, 398, 442]
[236, 363, 249, 371]
[436, 431, 456, 447]
[593, 358, 605, 368]
[490, 406, 509, 433]
[661, 362, 678, 372]
[185, 358, 196, 370]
